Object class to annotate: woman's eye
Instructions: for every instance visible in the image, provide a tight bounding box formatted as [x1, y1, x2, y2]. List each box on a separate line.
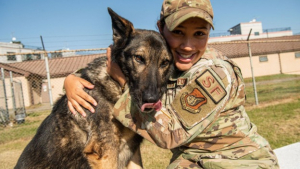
[134, 55, 144, 64]
[195, 31, 205, 36]
[161, 60, 170, 68]
[172, 30, 183, 35]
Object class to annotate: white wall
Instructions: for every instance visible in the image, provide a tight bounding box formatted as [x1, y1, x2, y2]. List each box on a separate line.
[232, 51, 300, 79]
[280, 51, 300, 75]
[50, 77, 65, 103]
[0, 76, 30, 109]
[240, 22, 263, 35]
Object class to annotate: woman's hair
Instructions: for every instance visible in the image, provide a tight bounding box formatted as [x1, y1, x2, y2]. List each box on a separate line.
[158, 18, 166, 30]
[156, 17, 166, 34]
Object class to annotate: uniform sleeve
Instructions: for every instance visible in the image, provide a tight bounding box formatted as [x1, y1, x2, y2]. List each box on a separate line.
[113, 65, 232, 149]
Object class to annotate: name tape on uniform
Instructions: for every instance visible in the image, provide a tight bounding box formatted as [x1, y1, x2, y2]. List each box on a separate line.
[196, 70, 226, 104]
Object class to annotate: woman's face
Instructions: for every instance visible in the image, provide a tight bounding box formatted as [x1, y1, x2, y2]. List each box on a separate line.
[161, 17, 211, 71]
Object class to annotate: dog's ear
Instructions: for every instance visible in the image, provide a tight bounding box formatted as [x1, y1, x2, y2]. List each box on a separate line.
[108, 7, 135, 47]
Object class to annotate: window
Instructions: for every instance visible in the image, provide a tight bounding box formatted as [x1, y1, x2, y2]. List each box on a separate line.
[51, 52, 63, 58]
[259, 56, 268, 62]
[7, 52, 16, 61]
[23, 54, 41, 61]
[295, 52, 300, 58]
[25, 54, 33, 60]
[254, 32, 260, 36]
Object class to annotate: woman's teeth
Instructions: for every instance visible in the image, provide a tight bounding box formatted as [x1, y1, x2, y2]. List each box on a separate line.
[180, 54, 193, 59]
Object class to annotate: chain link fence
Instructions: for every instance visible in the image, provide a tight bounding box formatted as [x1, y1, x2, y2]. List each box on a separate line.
[0, 38, 300, 125]
[13, 80, 26, 123]
[0, 73, 9, 125]
[0, 69, 27, 125]
[0, 48, 106, 125]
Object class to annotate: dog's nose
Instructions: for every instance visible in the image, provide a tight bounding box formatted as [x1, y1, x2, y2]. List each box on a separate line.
[142, 93, 159, 103]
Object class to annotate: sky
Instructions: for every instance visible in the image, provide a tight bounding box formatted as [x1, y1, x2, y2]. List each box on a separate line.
[0, 0, 300, 51]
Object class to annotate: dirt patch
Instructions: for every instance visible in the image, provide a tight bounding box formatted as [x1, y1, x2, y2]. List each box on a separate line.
[245, 76, 300, 86]
[0, 149, 22, 169]
[246, 96, 300, 111]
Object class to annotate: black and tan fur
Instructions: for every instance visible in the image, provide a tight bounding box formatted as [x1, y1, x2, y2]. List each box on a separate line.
[15, 8, 173, 169]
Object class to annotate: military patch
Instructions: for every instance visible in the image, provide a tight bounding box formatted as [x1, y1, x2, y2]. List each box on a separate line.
[180, 88, 207, 114]
[171, 69, 229, 128]
[196, 70, 226, 104]
[167, 83, 176, 89]
[177, 78, 188, 86]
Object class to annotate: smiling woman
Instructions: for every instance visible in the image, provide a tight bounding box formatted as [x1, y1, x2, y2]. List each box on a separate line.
[160, 17, 211, 71]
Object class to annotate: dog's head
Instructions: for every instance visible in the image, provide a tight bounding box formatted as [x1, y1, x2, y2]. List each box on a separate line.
[108, 8, 173, 112]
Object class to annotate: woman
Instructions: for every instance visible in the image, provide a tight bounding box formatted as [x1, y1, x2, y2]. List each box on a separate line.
[64, 0, 279, 168]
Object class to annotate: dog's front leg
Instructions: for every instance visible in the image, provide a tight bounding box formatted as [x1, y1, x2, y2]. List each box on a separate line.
[84, 135, 119, 169]
[127, 146, 143, 169]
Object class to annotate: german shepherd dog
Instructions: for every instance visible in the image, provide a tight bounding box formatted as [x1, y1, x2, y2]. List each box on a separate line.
[15, 8, 173, 169]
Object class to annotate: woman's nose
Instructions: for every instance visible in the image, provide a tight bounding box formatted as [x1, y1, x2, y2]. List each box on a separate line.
[180, 38, 194, 51]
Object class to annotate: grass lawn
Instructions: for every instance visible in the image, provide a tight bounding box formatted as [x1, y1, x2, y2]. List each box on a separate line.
[244, 74, 300, 106]
[0, 74, 299, 169]
[247, 98, 300, 149]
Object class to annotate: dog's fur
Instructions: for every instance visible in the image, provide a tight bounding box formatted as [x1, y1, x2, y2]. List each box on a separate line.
[15, 8, 173, 169]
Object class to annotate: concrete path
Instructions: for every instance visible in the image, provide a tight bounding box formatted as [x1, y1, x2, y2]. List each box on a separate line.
[274, 142, 300, 169]
[26, 103, 52, 113]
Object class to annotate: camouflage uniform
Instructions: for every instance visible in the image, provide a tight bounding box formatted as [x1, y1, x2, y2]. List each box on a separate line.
[113, 48, 279, 169]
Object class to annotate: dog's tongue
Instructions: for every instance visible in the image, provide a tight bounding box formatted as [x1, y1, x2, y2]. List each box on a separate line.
[141, 100, 162, 112]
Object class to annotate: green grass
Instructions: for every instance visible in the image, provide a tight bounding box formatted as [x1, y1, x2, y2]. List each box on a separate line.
[247, 98, 300, 149]
[0, 110, 50, 146]
[141, 141, 172, 168]
[244, 74, 300, 106]
[0, 74, 299, 169]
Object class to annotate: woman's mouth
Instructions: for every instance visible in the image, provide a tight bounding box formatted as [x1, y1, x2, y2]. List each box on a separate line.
[176, 52, 196, 63]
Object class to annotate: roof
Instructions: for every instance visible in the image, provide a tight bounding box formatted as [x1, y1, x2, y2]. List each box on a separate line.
[2, 54, 105, 78]
[208, 35, 300, 58]
[0, 62, 31, 77]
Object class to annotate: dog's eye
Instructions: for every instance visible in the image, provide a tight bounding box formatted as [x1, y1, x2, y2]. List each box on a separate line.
[134, 55, 144, 64]
[161, 60, 170, 68]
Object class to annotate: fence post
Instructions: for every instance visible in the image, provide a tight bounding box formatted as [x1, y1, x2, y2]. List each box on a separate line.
[18, 80, 27, 117]
[278, 53, 283, 74]
[247, 29, 259, 105]
[1, 68, 10, 122]
[9, 71, 17, 115]
[40, 36, 54, 107]
[14, 80, 26, 123]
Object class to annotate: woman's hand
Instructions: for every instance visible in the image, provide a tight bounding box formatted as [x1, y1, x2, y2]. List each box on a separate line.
[64, 74, 97, 117]
[106, 46, 126, 87]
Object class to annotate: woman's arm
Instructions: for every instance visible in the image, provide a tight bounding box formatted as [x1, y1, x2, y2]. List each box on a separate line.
[64, 46, 127, 116]
[105, 47, 127, 88]
[113, 65, 232, 149]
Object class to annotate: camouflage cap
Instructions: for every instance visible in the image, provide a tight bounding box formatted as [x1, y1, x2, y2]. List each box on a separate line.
[160, 0, 214, 31]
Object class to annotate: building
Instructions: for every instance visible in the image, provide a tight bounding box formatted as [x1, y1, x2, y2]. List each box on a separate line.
[229, 19, 263, 36]
[51, 48, 77, 58]
[209, 19, 293, 43]
[0, 41, 44, 63]
[0, 53, 105, 109]
[209, 35, 300, 77]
